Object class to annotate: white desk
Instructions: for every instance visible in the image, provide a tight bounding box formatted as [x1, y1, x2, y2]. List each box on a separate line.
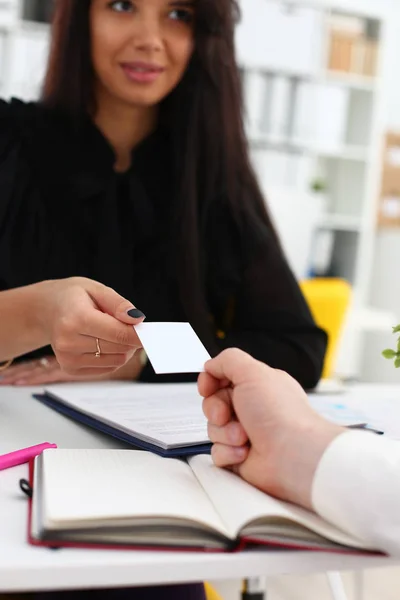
[0, 386, 398, 594]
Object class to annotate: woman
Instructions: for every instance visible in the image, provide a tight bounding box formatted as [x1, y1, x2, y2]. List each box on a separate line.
[0, 0, 326, 390]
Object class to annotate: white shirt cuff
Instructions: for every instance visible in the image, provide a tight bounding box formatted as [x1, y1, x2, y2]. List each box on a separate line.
[312, 430, 400, 555]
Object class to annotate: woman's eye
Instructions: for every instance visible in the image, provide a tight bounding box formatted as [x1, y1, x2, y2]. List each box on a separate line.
[169, 8, 193, 24]
[108, 1, 134, 13]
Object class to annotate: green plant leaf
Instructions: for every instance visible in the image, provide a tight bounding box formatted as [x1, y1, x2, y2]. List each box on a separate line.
[395, 357, 400, 368]
[393, 325, 400, 334]
[383, 349, 396, 359]
[310, 178, 327, 193]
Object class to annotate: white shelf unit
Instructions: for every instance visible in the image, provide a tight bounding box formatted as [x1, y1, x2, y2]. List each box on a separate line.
[0, 1, 51, 100]
[236, 0, 390, 377]
[249, 133, 371, 162]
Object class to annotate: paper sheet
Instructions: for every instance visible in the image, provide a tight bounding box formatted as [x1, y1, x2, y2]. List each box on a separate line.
[309, 384, 400, 435]
[135, 322, 211, 374]
[307, 395, 366, 427]
[45, 382, 209, 449]
[329, 384, 400, 439]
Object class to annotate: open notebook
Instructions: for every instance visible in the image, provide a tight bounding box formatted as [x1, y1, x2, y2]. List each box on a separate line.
[28, 449, 377, 554]
[35, 383, 211, 457]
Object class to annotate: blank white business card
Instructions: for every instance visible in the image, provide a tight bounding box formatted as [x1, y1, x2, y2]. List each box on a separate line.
[134, 322, 211, 374]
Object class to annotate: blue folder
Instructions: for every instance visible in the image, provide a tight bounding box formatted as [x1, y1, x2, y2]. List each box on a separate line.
[34, 394, 212, 458]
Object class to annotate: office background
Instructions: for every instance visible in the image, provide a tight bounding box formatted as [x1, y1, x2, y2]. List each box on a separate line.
[3, 2, 400, 599]
[1, 0, 400, 384]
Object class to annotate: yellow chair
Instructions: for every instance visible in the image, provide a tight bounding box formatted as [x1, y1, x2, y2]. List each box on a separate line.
[300, 278, 351, 379]
[205, 583, 223, 600]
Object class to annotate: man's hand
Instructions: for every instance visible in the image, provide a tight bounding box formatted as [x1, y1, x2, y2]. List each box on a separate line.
[198, 349, 344, 510]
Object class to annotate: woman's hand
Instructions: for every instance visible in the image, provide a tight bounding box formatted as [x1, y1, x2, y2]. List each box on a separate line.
[42, 277, 145, 377]
[0, 276, 145, 379]
[0, 350, 145, 386]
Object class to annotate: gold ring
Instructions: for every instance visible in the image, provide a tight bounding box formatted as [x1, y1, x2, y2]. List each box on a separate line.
[39, 357, 50, 369]
[95, 338, 101, 358]
[0, 358, 13, 372]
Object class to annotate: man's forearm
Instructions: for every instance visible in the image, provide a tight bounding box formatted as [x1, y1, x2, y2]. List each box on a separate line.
[277, 418, 345, 510]
[0, 282, 51, 361]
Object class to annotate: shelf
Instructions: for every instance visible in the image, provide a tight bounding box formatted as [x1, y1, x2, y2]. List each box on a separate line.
[18, 20, 50, 34]
[318, 214, 363, 232]
[248, 134, 369, 162]
[244, 66, 377, 92]
[262, 0, 390, 20]
[324, 70, 377, 92]
[347, 306, 399, 333]
[313, 143, 369, 162]
[0, 20, 50, 35]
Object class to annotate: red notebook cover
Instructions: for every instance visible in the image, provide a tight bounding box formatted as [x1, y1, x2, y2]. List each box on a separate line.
[23, 458, 378, 556]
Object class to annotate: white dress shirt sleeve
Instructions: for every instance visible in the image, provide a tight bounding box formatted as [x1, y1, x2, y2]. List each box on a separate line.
[312, 431, 400, 556]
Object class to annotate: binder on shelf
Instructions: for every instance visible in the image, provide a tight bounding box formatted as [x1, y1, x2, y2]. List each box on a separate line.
[327, 13, 379, 78]
[378, 133, 400, 228]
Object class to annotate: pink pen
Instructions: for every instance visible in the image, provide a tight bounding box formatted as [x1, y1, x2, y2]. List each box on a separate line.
[0, 442, 57, 471]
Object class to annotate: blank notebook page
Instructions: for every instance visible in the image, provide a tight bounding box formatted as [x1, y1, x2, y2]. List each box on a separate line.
[40, 449, 228, 536]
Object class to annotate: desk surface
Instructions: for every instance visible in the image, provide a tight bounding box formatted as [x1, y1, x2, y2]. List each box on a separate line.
[0, 385, 398, 593]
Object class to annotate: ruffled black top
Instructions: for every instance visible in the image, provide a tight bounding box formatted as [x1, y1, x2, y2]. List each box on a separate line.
[0, 99, 327, 387]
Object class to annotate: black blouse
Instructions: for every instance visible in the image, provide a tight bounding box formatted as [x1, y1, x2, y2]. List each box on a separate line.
[0, 98, 327, 388]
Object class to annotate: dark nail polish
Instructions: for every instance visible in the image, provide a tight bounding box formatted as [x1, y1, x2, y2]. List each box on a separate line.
[127, 308, 146, 319]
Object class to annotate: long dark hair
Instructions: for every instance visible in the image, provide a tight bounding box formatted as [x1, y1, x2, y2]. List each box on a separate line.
[42, 0, 280, 351]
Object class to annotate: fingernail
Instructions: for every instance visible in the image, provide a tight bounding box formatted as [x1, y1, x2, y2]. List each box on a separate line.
[127, 308, 146, 319]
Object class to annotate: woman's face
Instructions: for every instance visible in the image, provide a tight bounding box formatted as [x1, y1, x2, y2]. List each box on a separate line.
[90, 0, 195, 108]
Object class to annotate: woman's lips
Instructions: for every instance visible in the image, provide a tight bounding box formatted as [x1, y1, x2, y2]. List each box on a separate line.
[120, 62, 165, 84]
